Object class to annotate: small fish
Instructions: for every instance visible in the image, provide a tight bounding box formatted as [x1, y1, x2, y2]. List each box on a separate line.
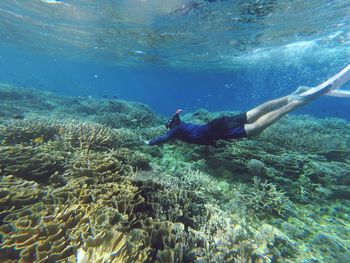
[12, 114, 24, 120]
[71, 98, 80, 104]
[8, 147, 16, 154]
[58, 127, 65, 135]
[33, 136, 44, 144]
[112, 95, 119, 99]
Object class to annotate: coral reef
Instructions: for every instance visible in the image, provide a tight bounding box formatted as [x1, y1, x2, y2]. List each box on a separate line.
[0, 84, 58, 121]
[0, 143, 66, 182]
[0, 83, 161, 129]
[59, 121, 116, 151]
[0, 175, 44, 223]
[0, 117, 62, 146]
[259, 115, 350, 155]
[0, 155, 144, 262]
[1, 84, 350, 263]
[234, 177, 293, 219]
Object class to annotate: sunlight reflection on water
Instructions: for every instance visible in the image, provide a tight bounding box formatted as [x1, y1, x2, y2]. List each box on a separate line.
[0, 0, 349, 69]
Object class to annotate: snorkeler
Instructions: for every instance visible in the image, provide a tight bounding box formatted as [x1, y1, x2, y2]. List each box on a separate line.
[147, 64, 350, 146]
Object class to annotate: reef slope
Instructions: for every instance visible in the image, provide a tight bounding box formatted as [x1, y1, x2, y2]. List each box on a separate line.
[1, 84, 349, 262]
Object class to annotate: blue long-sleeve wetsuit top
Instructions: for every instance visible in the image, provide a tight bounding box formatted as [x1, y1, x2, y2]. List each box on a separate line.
[149, 123, 214, 146]
[149, 118, 247, 146]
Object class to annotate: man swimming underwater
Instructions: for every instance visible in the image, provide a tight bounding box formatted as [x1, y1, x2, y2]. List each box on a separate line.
[147, 64, 350, 146]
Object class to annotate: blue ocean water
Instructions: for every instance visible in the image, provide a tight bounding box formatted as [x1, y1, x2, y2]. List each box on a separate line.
[0, 0, 349, 119]
[1, 2, 350, 262]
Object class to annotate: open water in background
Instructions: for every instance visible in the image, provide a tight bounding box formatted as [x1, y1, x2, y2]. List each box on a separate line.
[1, 2, 350, 262]
[0, 0, 350, 119]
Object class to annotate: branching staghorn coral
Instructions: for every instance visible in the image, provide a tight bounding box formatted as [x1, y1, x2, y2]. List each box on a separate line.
[139, 125, 167, 141]
[112, 148, 151, 170]
[135, 178, 206, 229]
[0, 116, 152, 158]
[234, 177, 292, 219]
[67, 150, 132, 179]
[66, 147, 151, 183]
[112, 127, 143, 148]
[57, 121, 115, 152]
[135, 168, 224, 202]
[0, 117, 61, 145]
[179, 169, 217, 190]
[0, 117, 115, 152]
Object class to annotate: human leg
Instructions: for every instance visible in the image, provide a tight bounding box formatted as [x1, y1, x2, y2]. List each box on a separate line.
[246, 95, 289, 124]
[245, 81, 335, 137]
[245, 85, 316, 124]
[245, 64, 350, 137]
[244, 99, 303, 137]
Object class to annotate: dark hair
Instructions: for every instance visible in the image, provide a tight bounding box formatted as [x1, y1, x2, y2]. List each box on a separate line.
[165, 113, 181, 129]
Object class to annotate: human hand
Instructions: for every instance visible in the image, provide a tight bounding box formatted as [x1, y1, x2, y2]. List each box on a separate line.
[140, 136, 150, 145]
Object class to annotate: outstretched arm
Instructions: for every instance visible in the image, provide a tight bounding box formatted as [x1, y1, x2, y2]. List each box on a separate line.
[148, 128, 178, 146]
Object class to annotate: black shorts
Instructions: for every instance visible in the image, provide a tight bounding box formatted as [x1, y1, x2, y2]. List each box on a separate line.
[208, 112, 248, 139]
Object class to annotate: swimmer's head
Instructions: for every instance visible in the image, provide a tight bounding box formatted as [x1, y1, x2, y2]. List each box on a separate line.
[165, 109, 182, 129]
